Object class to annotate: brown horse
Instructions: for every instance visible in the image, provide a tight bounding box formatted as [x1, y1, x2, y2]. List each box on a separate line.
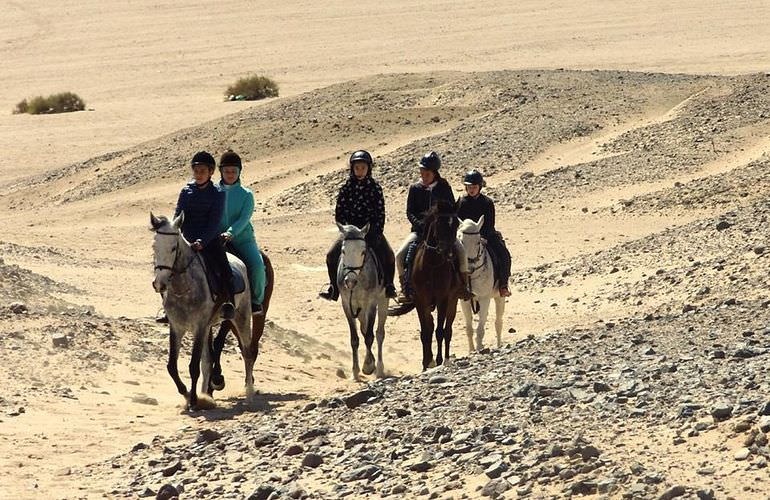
[389, 200, 464, 370]
[209, 251, 275, 394]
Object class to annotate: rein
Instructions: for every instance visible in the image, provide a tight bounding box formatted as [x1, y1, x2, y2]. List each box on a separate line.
[341, 234, 368, 318]
[462, 229, 486, 314]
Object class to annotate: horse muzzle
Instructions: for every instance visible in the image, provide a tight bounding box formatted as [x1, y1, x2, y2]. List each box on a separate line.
[343, 274, 358, 290]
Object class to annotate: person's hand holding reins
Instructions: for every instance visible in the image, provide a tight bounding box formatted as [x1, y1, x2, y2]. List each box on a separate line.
[191, 240, 203, 251]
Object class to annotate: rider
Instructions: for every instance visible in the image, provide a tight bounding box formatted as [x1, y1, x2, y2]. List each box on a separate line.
[319, 150, 397, 301]
[395, 151, 471, 303]
[456, 169, 512, 297]
[216, 150, 266, 315]
[174, 151, 235, 319]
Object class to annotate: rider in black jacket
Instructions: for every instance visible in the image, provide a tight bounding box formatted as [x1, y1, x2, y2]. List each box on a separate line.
[456, 169, 512, 297]
[395, 151, 471, 303]
[319, 150, 397, 301]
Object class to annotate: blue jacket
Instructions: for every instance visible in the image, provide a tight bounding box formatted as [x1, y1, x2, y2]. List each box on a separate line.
[174, 181, 225, 246]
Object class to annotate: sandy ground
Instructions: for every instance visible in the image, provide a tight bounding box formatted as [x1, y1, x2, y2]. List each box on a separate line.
[2, 1, 770, 498]
[2, 0, 770, 182]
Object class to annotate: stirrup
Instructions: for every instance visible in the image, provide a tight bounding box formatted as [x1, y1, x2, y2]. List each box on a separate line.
[220, 302, 235, 320]
[385, 284, 397, 299]
[318, 284, 339, 302]
[252, 303, 264, 315]
[499, 287, 511, 297]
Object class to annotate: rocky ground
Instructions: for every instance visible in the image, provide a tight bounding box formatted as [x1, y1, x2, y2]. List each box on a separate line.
[3, 69, 770, 498]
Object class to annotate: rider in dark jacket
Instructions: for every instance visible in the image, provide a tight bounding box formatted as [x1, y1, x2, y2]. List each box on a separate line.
[319, 150, 397, 301]
[456, 169, 511, 296]
[174, 151, 236, 319]
[395, 151, 470, 303]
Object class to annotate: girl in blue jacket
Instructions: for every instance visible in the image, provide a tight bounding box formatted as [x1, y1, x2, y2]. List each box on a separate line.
[217, 150, 266, 315]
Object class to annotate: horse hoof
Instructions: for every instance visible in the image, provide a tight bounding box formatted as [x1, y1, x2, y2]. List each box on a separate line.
[428, 360, 437, 369]
[211, 374, 225, 391]
[362, 364, 375, 376]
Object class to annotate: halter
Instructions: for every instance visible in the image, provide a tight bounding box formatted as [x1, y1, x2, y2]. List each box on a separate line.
[153, 230, 195, 276]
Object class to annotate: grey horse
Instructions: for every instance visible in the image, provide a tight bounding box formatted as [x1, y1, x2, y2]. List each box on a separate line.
[150, 212, 255, 410]
[336, 223, 388, 380]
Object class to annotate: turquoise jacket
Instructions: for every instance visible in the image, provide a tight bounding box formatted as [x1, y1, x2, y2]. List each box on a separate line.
[217, 179, 255, 244]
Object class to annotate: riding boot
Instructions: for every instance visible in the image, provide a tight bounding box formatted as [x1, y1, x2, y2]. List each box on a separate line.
[319, 239, 342, 301]
[459, 271, 473, 301]
[396, 241, 417, 304]
[220, 279, 236, 320]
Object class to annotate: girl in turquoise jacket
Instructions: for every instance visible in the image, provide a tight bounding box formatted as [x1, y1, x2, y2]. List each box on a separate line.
[217, 150, 266, 314]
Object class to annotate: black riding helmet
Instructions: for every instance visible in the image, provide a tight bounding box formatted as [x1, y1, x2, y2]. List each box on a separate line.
[419, 151, 441, 172]
[191, 151, 215, 169]
[463, 169, 485, 186]
[349, 149, 373, 177]
[219, 150, 242, 170]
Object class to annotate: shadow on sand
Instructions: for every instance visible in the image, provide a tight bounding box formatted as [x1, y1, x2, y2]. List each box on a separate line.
[184, 391, 308, 421]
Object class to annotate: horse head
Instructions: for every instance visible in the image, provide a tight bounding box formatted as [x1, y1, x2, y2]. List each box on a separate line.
[424, 199, 458, 255]
[458, 215, 484, 261]
[150, 211, 185, 293]
[337, 222, 369, 290]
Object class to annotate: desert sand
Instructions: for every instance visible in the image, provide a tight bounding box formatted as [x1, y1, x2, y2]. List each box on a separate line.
[2, 1, 770, 499]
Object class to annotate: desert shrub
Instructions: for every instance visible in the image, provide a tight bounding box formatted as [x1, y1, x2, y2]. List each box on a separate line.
[14, 92, 86, 115]
[225, 75, 279, 101]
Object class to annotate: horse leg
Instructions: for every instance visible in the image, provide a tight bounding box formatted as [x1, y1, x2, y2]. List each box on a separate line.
[445, 298, 458, 365]
[361, 307, 376, 376]
[375, 297, 388, 378]
[199, 327, 214, 405]
[476, 298, 491, 351]
[460, 299, 475, 353]
[416, 302, 434, 371]
[231, 308, 256, 398]
[435, 301, 447, 366]
[209, 322, 230, 392]
[167, 325, 188, 399]
[345, 306, 361, 381]
[187, 327, 206, 410]
[495, 296, 506, 348]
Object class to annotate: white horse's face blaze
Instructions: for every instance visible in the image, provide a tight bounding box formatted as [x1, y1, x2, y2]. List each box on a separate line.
[340, 224, 367, 291]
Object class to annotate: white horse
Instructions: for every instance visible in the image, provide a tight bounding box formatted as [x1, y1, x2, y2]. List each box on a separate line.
[336, 223, 388, 380]
[458, 216, 506, 351]
[150, 212, 255, 409]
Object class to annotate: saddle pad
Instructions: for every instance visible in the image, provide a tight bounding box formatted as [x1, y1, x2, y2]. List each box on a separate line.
[231, 264, 246, 294]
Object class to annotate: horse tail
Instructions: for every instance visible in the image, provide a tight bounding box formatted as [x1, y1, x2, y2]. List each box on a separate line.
[388, 302, 415, 316]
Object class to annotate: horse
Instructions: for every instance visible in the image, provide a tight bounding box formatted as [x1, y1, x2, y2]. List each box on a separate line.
[209, 250, 274, 394]
[458, 216, 506, 351]
[389, 200, 463, 370]
[335, 222, 388, 380]
[150, 212, 255, 410]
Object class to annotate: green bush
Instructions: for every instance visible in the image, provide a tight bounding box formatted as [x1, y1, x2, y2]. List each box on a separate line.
[225, 75, 279, 101]
[14, 92, 86, 115]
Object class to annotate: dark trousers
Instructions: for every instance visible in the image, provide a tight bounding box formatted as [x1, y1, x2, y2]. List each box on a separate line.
[201, 239, 235, 301]
[485, 231, 511, 287]
[326, 234, 395, 289]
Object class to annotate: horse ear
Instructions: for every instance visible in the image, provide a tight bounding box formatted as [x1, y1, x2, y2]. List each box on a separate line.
[361, 223, 370, 236]
[336, 222, 345, 233]
[477, 215, 485, 229]
[150, 212, 161, 230]
[172, 211, 184, 229]
[456, 217, 463, 227]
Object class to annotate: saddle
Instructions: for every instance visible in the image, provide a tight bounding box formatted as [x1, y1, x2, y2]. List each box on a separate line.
[200, 257, 246, 302]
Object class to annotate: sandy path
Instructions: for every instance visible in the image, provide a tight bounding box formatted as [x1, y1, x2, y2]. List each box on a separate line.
[2, 0, 770, 183]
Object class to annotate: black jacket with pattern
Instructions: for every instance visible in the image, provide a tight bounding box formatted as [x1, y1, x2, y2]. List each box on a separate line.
[334, 174, 386, 242]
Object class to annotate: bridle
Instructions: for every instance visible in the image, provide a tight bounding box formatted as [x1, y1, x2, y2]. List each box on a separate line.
[463, 229, 487, 273]
[341, 235, 368, 281]
[153, 230, 195, 277]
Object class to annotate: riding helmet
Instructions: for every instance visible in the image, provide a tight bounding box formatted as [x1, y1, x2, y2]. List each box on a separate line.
[419, 151, 441, 171]
[463, 169, 484, 186]
[191, 151, 215, 168]
[349, 150, 373, 166]
[219, 150, 242, 169]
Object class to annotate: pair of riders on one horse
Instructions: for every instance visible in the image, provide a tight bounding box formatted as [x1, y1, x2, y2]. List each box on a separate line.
[320, 149, 510, 303]
[170, 150, 266, 319]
